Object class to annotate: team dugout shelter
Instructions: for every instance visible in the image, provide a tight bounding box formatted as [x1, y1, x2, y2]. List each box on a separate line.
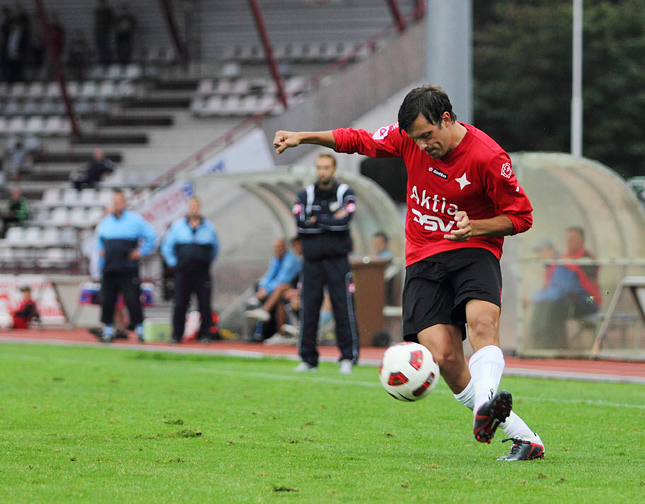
[189, 152, 645, 360]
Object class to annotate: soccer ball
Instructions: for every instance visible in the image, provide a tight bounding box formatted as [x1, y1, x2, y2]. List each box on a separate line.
[379, 342, 440, 401]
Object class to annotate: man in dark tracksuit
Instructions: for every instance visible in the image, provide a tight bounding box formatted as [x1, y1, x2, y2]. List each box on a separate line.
[95, 189, 157, 342]
[293, 153, 359, 374]
[161, 197, 219, 343]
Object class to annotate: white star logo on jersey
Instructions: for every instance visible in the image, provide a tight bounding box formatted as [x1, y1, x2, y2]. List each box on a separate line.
[456, 173, 471, 190]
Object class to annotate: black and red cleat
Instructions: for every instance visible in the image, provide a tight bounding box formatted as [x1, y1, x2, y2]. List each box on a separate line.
[497, 437, 545, 461]
[474, 390, 513, 443]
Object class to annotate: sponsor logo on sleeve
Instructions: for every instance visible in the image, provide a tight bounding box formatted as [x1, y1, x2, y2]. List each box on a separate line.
[372, 122, 399, 141]
[501, 162, 513, 179]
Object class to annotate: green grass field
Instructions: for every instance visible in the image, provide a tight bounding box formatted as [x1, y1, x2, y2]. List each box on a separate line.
[1, 344, 643, 503]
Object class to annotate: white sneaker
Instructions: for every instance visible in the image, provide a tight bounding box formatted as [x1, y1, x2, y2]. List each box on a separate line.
[244, 308, 270, 322]
[245, 297, 261, 309]
[339, 359, 353, 374]
[280, 324, 299, 338]
[294, 362, 317, 373]
[264, 333, 296, 346]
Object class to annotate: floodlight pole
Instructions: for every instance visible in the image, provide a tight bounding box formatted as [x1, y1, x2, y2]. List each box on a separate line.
[386, 0, 406, 32]
[34, 0, 81, 138]
[425, 0, 472, 123]
[571, 0, 583, 157]
[247, 0, 288, 109]
[158, 0, 188, 62]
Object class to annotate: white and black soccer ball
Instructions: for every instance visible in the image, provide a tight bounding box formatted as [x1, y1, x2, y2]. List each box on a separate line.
[379, 342, 440, 401]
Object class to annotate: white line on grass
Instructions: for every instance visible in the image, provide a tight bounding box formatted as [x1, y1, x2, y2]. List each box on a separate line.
[186, 366, 645, 410]
[4, 337, 644, 385]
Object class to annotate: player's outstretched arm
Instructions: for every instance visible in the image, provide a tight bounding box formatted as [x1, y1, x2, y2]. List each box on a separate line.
[273, 130, 337, 154]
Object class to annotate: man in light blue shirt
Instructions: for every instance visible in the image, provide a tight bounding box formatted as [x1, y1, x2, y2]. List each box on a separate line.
[245, 237, 302, 335]
[95, 189, 157, 342]
[161, 197, 219, 343]
[372, 231, 393, 259]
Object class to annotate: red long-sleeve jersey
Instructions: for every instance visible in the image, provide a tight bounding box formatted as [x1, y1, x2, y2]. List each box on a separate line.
[333, 122, 533, 266]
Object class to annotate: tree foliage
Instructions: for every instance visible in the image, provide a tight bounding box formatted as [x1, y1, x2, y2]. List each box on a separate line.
[473, 0, 645, 178]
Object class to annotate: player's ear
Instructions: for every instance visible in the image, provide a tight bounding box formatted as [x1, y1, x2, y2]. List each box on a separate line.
[441, 111, 452, 127]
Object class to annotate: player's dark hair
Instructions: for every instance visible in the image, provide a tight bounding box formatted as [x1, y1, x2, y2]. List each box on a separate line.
[398, 85, 457, 133]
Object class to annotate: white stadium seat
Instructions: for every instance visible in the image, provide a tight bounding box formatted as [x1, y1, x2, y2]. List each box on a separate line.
[62, 188, 80, 206]
[69, 207, 89, 226]
[4, 226, 25, 245]
[79, 188, 98, 205]
[49, 207, 70, 226]
[41, 227, 62, 246]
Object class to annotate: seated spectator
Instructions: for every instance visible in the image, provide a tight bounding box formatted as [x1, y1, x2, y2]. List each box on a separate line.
[11, 286, 40, 329]
[372, 230, 399, 304]
[1, 187, 29, 238]
[528, 228, 602, 349]
[279, 285, 301, 340]
[245, 237, 302, 340]
[273, 287, 332, 345]
[70, 148, 114, 190]
[6, 139, 33, 181]
[372, 230, 393, 258]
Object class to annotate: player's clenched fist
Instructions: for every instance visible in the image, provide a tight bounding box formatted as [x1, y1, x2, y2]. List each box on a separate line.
[444, 211, 472, 241]
[273, 130, 300, 154]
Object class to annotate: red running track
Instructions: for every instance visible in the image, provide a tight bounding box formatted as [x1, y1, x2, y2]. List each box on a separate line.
[1, 328, 644, 384]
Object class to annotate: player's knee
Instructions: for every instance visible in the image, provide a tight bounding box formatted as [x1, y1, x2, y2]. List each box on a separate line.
[432, 349, 467, 389]
[467, 312, 499, 340]
[432, 345, 463, 371]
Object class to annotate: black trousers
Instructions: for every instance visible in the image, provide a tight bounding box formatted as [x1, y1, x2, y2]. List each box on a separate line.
[299, 255, 359, 366]
[101, 271, 143, 326]
[172, 268, 212, 340]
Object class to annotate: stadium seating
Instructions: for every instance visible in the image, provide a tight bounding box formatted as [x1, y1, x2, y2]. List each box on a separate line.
[188, 76, 308, 118]
[219, 41, 359, 65]
[0, 76, 144, 140]
[47, 207, 70, 226]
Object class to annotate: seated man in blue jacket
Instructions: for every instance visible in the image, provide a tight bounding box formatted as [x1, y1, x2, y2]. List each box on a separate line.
[96, 189, 157, 342]
[161, 197, 220, 344]
[529, 228, 601, 349]
[245, 237, 302, 338]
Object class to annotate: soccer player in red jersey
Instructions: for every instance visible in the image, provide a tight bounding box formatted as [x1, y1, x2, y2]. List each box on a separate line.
[273, 85, 545, 461]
